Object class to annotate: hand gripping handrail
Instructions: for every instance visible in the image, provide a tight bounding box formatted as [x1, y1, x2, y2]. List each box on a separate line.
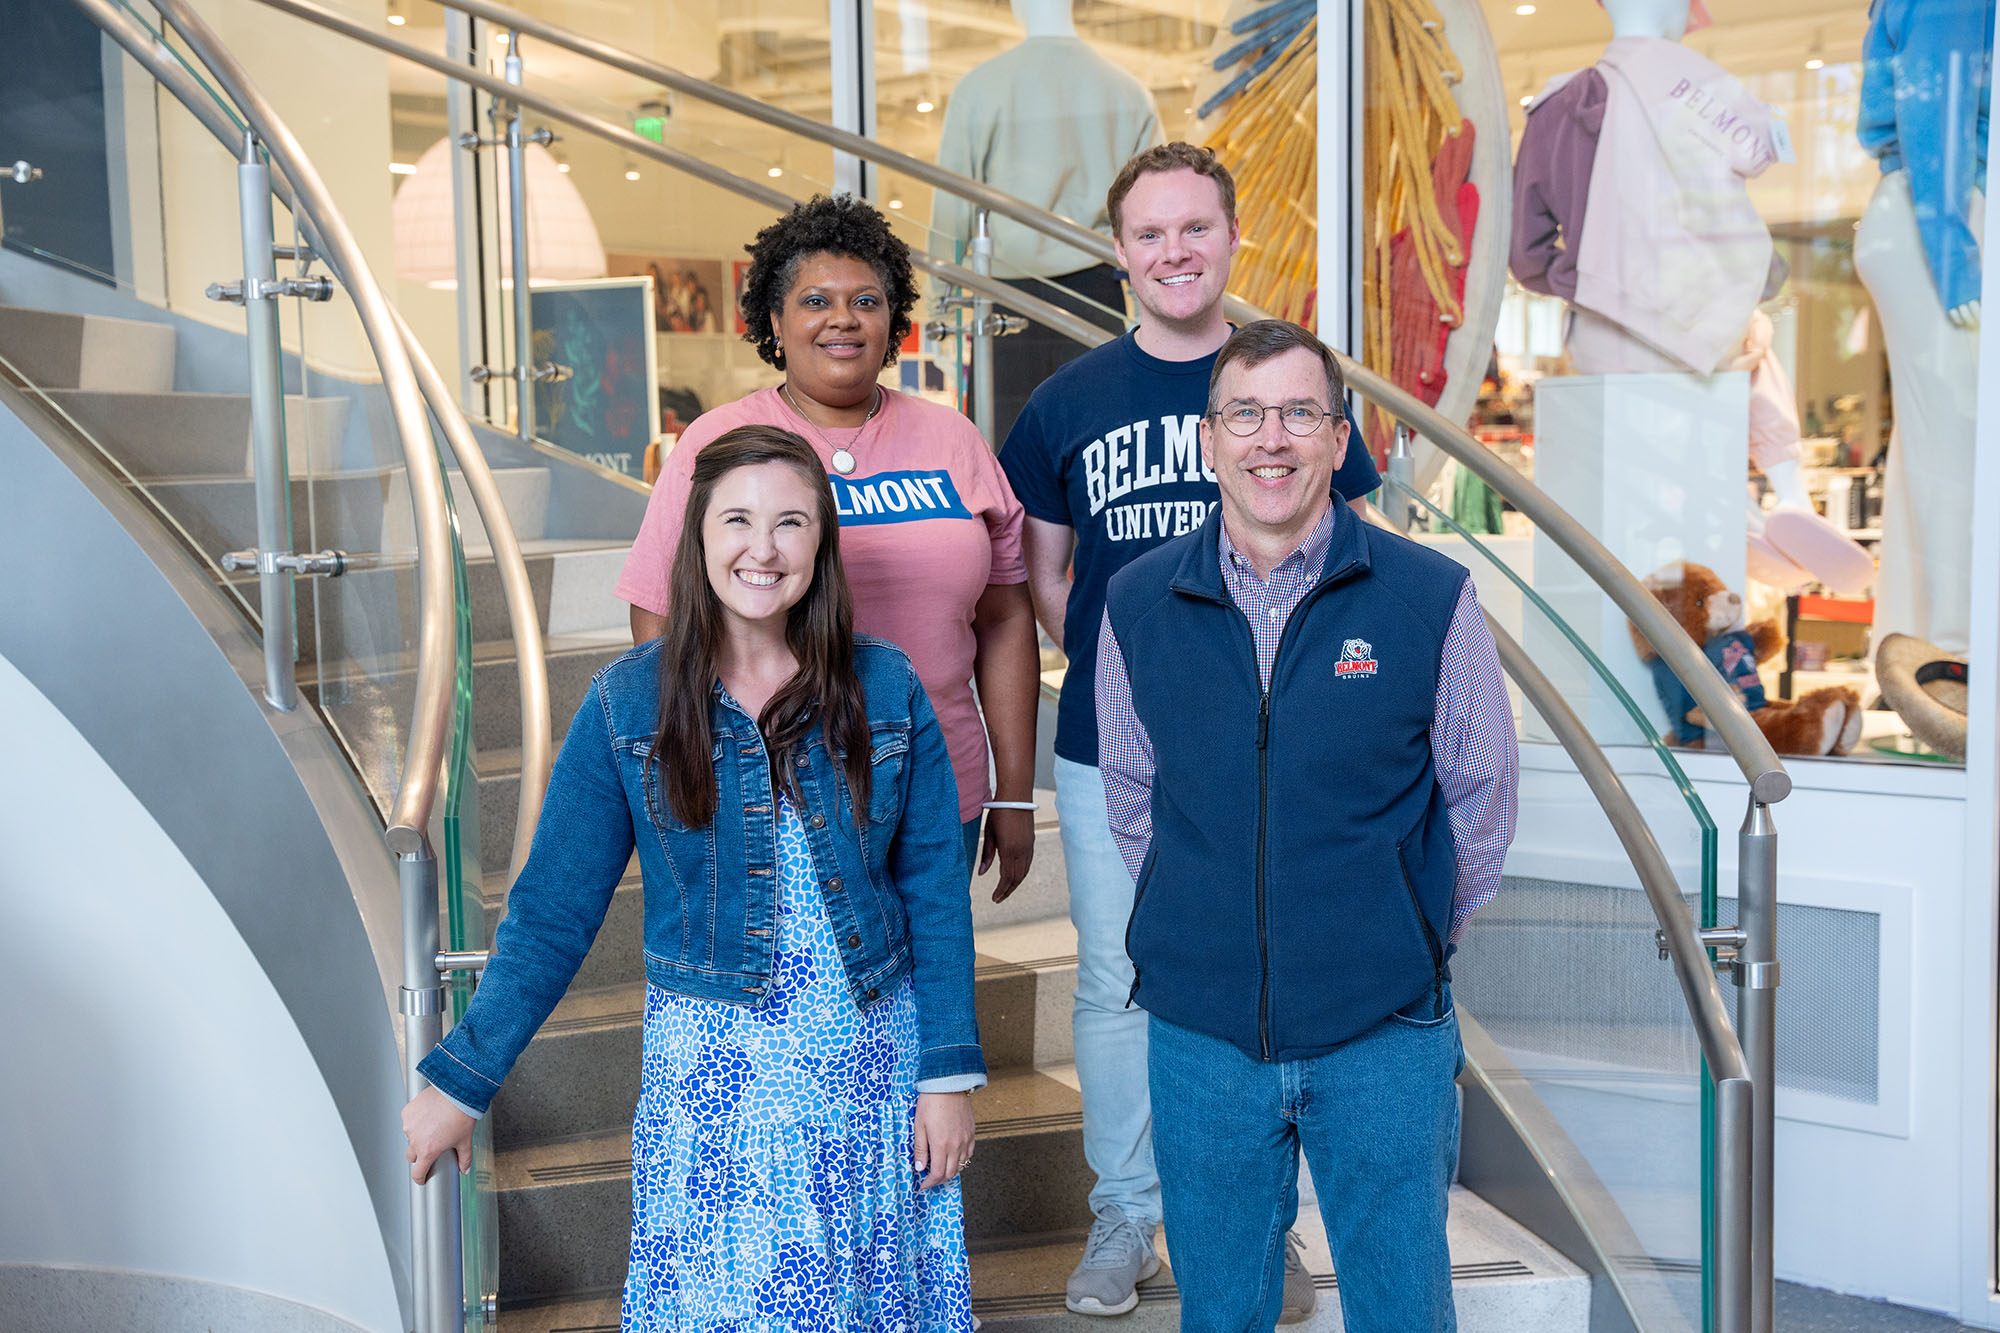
[71, 0, 552, 886]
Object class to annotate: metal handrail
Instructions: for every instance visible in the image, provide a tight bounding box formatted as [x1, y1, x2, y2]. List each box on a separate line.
[78, 0, 553, 885]
[146, 0, 454, 850]
[1491, 615, 1757, 1333]
[246, 0, 1786, 803]
[1352, 363, 1791, 804]
[232, 0, 1112, 352]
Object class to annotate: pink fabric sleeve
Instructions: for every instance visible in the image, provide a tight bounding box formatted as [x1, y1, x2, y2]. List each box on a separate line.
[959, 422, 1027, 585]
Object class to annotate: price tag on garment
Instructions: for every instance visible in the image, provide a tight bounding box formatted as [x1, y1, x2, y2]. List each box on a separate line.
[1768, 106, 1796, 164]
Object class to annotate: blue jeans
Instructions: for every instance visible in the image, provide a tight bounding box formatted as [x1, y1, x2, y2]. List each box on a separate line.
[1149, 995, 1463, 1333]
[1054, 757, 1160, 1227]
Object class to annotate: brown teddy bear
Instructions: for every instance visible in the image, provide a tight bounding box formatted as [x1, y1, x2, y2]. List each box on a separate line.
[1630, 561, 1862, 757]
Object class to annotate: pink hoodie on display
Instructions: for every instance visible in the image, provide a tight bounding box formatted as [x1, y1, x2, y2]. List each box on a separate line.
[1570, 37, 1779, 373]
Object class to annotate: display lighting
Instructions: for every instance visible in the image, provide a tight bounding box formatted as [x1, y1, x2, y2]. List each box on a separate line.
[387, 12, 406, 25]
[494, 31, 510, 45]
[625, 168, 641, 181]
[1515, 3, 1535, 12]
[768, 166, 784, 178]
[888, 198, 904, 209]
[916, 100, 934, 113]
[556, 161, 571, 173]
[1805, 57, 1824, 68]
[390, 162, 416, 174]
[394, 136, 606, 287]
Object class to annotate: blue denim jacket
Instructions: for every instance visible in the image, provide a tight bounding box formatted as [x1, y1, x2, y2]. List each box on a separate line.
[418, 635, 983, 1115]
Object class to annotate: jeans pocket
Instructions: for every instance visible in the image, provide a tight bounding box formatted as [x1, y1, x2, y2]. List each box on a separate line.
[1385, 982, 1455, 1030]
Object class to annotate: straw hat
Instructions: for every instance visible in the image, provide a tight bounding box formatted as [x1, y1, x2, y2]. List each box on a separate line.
[1875, 634, 1969, 760]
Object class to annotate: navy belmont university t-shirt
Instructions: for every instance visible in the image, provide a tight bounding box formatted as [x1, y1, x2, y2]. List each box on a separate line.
[1000, 330, 1382, 767]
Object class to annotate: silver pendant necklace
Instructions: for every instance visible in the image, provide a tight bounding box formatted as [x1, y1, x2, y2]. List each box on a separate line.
[782, 383, 881, 475]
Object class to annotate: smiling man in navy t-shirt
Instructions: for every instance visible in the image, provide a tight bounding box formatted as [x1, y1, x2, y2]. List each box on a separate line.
[999, 142, 1380, 1320]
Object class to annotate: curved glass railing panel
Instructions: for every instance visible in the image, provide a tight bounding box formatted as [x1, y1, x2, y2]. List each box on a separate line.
[20, 9, 503, 1323]
[1382, 473, 1720, 1331]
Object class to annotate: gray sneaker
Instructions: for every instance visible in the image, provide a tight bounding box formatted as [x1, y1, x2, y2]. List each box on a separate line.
[1279, 1230, 1318, 1324]
[1066, 1206, 1161, 1316]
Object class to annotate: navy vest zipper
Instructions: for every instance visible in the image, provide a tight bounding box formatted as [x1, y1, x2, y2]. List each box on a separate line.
[1175, 555, 1359, 1063]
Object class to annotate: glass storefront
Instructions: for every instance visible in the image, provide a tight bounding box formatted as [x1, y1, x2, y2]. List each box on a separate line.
[1365, 0, 1984, 771]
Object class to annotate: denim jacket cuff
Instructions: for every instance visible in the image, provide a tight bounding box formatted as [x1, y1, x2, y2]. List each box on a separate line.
[417, 1042, 502, 1117]
[917, 1041, 986, 1084]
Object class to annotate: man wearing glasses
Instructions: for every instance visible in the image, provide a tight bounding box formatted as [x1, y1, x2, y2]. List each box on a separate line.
[1095, 319, 1518, 1332]
[999, 144, 1379, 1318]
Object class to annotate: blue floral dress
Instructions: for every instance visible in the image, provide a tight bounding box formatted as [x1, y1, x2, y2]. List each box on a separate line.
[621, 794, 974, 1331]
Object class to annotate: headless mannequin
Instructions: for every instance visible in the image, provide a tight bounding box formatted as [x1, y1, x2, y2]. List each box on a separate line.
[1603, 0, 1688, 41]
[1013, 0, 1075, 40]
[932, 0, 1158, 441]
[1854, 0, 1991, 653]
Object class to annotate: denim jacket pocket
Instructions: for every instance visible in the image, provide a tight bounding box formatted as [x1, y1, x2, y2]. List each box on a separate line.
[632, 737, 724, 831]
[864, 722, 911, 825]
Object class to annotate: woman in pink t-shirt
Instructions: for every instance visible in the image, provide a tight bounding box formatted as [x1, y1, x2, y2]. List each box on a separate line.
[619, 195, 1039, 900]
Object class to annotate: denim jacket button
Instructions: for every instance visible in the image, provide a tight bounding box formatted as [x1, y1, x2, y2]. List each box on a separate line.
[795, 755, 809, 768]
[827, 877, 843, 893]
[810, 813, 826, 829]
[865, 987, 879, 1001]
[847, 933, 862, 948]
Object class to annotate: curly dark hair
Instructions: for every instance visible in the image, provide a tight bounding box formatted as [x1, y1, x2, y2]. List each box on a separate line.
[738, 194, 919, 370]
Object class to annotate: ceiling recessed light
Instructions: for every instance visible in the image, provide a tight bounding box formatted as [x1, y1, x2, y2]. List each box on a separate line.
[494, 31, 510, 45]
[916, 100, 934, 113]
[888, 198, 904, 209]
[1515, 3, 1535, 12]
[768, 166, 784, 178]
[390, 161, 416, 174]
[624, 168, 640, 181]
[1520, 93, 1533, 106]
[387, 12, 406, 24]
[1805, 57, 1824, 69]
[555, 161, 571, 173]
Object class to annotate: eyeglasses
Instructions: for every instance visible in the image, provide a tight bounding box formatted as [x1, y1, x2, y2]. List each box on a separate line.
[1210, 399, 1336, 437]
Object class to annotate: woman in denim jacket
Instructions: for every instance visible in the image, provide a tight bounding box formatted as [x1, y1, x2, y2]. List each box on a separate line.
[403, 427, 983, 1329]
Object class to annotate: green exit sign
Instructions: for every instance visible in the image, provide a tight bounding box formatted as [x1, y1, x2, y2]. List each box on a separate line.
[633, 115, 666, 143]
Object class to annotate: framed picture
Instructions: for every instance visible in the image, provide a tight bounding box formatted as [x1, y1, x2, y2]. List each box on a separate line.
[608, 252, 727, 335]
[733, 259, 752, 336]
[528, 276, 659, 480]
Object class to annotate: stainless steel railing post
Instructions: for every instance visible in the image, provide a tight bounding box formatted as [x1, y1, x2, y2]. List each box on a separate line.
[1386, 424, 1416, 534]
[504, 34, 535, 443]
[235, 130, 299, 711]
[1713, 1073, 1755, 1333]
[969, 209, 996, 447]
[1738, 796, 1779, 1332]
[399, 845, 462, 1333]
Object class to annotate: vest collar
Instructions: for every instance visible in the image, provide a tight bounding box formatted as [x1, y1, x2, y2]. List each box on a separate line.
[1169, 498, 1373, 602]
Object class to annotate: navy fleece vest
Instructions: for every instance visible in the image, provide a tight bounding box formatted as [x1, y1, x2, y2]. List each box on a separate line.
[1104, 504, 1468, 1062]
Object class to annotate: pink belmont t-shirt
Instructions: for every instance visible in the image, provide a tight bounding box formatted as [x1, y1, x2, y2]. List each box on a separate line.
[616, 385, 1028, 822]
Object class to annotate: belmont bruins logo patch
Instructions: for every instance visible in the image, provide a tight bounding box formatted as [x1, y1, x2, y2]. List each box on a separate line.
[1335, 638, 1378, 678]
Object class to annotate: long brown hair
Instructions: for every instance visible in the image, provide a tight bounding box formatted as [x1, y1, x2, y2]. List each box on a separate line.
[648, 426, 872, 827]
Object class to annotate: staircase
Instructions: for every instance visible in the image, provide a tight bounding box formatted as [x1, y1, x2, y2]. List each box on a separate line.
[0, 299, 1591, 1332]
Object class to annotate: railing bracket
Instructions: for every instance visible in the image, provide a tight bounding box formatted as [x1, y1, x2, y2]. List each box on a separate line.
[205, 274, 334, 303]
[220, 547, 354, 577]
[399, 984, 443, 1016]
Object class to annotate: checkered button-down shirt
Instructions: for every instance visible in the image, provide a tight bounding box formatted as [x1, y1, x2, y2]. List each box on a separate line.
[1095, 504, 1518, 941]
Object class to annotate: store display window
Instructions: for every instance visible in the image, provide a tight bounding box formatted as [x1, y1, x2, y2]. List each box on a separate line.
[1367, 0, 1988, 769]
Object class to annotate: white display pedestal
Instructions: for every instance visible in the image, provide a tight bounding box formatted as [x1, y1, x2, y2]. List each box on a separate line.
[1529, 372, 1750, 743]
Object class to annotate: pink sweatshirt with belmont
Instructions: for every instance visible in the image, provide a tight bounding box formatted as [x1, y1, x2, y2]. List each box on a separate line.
[617, 386, 1027, 823]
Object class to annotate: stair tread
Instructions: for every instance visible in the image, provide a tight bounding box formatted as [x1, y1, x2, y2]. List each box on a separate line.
[497, 1292, 622, 1332]
[494, 1126, 634, 1192]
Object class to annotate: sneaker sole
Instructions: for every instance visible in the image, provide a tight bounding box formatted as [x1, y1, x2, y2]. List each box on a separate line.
[1065, 1254, 1162, 1317]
